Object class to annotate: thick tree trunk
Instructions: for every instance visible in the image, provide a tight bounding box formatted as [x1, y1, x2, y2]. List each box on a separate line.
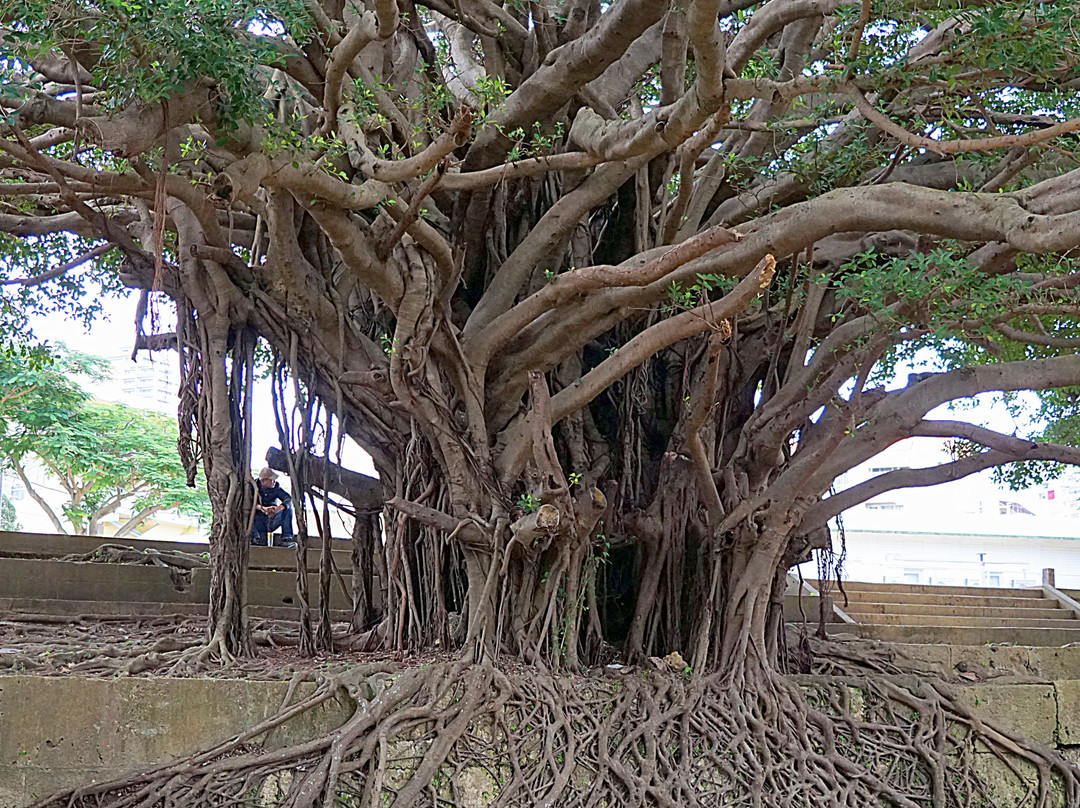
[206, 492, 252, 657]
[716, 522, 796, 677]
[195, 318, 257, 658]
[350, 512, 379, 633]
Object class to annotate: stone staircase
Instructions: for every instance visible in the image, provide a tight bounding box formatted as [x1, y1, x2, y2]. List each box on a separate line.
[0, 530, 361, 620]
[810, 581, 1080, 646]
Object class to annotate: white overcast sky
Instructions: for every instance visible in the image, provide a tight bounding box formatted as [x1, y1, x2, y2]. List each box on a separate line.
[27, 292, 378, 480]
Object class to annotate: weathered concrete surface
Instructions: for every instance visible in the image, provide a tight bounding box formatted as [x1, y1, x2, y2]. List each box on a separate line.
[801, 639, 1080, 684]
[5, 674, 1080, 806]
[830, 590, 1054, 607]
[845, 601, 1062, 617]
[1054, 679, 1080, 744]
[0, 676, 353, 806]
[973, 752, 1065, 808]
[830, 623, 1080, 646]
[807, 579, 1080, 646]
[0, 531, 351, 573]
[850, 612, 1080, 628]
[0, 558, 353, 613]
[956, 683, 1058, 745]
[781, 593, 841, 624]
[0, 532, 378, 620]
[914, 642, 1043, 680]
[0, 557, 206, 604]
[0, 596, 344, 621]
[814, 581, 1046, 598]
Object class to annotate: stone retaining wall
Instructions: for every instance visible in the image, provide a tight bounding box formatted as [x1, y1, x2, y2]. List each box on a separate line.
[0, 557, 354, 613]
[0, 531, 352, 573]
[6, 672, 1080, 806]
[0, 676, 353, 806]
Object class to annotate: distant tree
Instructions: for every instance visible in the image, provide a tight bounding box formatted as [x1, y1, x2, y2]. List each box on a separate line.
[0, 348, 209, 536]
[0, 491, 19, 531]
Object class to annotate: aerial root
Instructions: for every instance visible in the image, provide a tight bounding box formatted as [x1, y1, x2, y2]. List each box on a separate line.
[30, 660, 1080, 808]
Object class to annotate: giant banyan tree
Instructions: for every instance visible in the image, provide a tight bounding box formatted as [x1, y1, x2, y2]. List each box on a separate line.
[8, 0, 1080, 805]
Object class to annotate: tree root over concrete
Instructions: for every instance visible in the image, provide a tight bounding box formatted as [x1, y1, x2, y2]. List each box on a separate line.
[32, 659, 1080, 808]
[0, 614, 404, 679]
[58, 544, 211, 570]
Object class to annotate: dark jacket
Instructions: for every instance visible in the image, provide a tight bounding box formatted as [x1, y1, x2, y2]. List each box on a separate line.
[256, 480, 292, 508]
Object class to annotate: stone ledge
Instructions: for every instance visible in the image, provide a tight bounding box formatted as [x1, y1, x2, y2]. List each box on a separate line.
[0, 531, 352, 573]
[956, 682, 1058, 746]
[1055, 680, 1080, 745]
[4, 674, 1080, 807]
[0, 558, 354, 611]
[0, 675, 353, 806]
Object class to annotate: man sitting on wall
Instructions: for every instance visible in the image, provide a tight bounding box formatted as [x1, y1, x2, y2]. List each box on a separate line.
[251, 467, 296, 548]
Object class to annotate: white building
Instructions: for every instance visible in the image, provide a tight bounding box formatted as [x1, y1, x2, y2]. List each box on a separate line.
[801, 438, 1080, 589]
[95, 350, 180, 415]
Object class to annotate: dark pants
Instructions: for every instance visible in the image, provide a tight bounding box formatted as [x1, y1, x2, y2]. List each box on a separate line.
[251, 506, 294, 546]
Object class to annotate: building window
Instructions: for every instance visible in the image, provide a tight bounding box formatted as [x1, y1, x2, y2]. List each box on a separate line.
[999, 501, 1035, 515]
[903, 571, 920, 584]
[866, 502, 903, 511]
[870, 466, 906, 473]
[989, 574, 1001, 586]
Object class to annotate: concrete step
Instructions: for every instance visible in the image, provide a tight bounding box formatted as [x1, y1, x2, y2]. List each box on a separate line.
[848, 612, 1080, 628]
[821, 623, 1080, 646]
[0, 530, 353, 573]
[0, 557, 356, 611]
[836, 591, 1054, 608]
[810, 580, 1044, 598]
[796, 639, 1080, 681]
[0, 596, 350, 622]
[842, 602, 1070, 619]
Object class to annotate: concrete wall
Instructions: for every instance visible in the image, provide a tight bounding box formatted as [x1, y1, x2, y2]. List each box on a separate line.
[0, 532, 372, 618]
[6, 671, 1080, 806]
[0, 531, 352, 573]
[0, 557, 354, 612]
[0, 676, 353, 806]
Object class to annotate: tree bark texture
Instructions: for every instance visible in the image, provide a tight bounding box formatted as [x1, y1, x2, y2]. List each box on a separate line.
[6, 0, 1080, 693]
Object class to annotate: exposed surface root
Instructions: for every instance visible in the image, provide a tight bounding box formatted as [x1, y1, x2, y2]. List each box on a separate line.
[58, 544, 210, 570]
[0, 614, 441, 679]
[31, 659, 1080, 808]
[53, 543, 211, 591]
